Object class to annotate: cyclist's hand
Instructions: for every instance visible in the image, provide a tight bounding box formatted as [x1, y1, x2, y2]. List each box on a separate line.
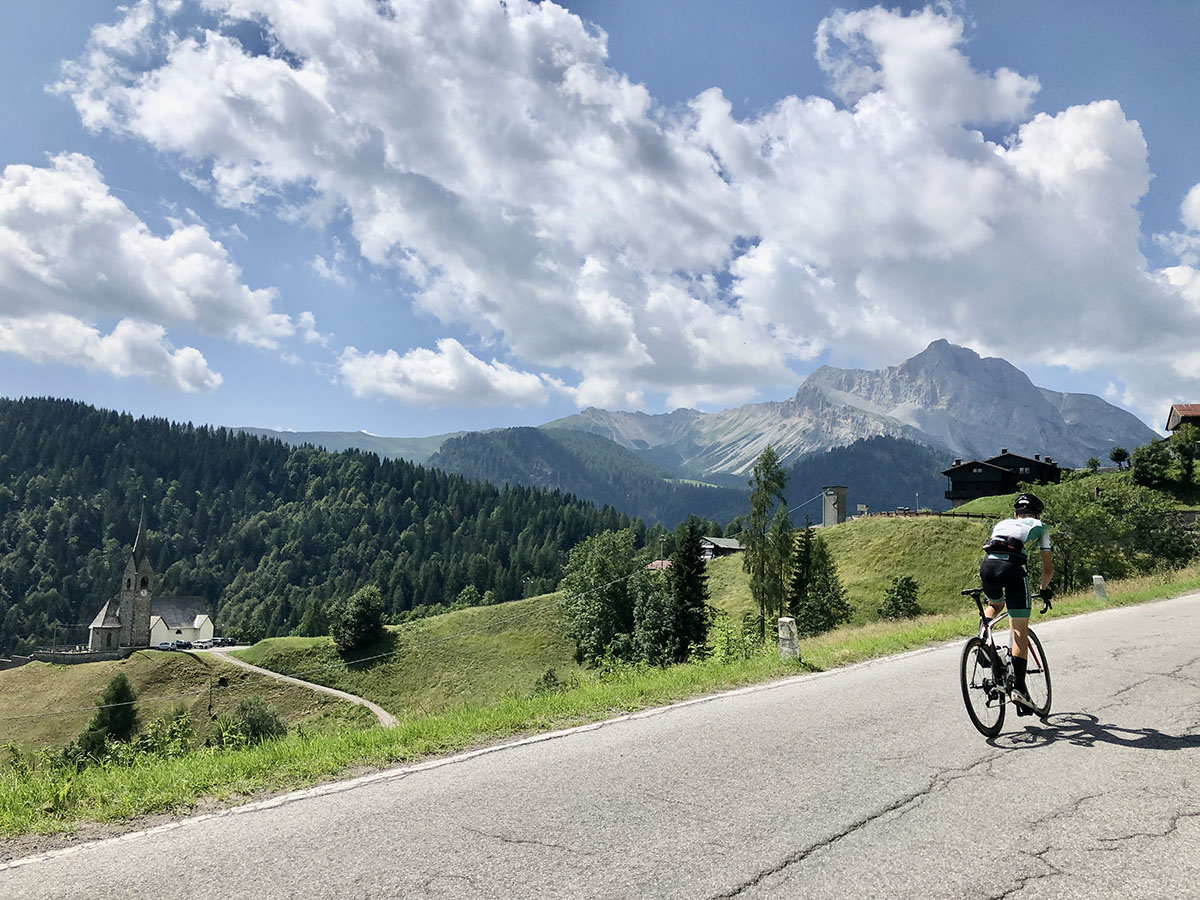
[1037, 587, 1053, 612]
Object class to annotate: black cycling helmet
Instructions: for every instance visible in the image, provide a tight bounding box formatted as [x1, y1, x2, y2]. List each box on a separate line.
[1014, 492, 1044, 516]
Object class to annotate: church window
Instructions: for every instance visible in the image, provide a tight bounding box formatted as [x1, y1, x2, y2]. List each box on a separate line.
[140, 576, 149, 589]
[126, 578, 132, 589]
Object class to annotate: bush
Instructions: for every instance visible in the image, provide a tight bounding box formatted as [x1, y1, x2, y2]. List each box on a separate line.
[878, 575, 922, 620]
[707, 611, 760, 663]
[210, 696, 287, 748]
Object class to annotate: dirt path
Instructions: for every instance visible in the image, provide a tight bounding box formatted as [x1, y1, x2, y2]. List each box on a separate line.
[209, 649, 398, 728]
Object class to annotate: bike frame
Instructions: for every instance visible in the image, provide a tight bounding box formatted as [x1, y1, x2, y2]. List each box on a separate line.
[973, 598, 1045, 671]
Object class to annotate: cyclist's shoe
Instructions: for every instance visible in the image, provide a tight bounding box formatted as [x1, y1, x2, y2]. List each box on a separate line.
[1010, 688, 1034, 716]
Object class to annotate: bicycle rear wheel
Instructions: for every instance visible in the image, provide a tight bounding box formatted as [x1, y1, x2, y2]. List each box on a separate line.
[960, 637, 1005, 737]
[1023, 629, 1052, 718]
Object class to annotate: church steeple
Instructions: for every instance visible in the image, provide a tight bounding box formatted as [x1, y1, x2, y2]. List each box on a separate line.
[132, 497, 149, 569]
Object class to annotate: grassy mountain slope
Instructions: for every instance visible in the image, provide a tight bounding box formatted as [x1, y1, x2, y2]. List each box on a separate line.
[0, 513, 995, 752]
[233, 594, 578, 718]
[197, 515, 999, 722]
[700, 514, 992, 624]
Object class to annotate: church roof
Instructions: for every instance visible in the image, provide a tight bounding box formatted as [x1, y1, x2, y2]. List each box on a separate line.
[90, 600, 121, 630]
[151, 596, 210, 629]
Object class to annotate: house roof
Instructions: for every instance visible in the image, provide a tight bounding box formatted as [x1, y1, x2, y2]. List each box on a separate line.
[986, 452, 1058, 468]
[700, 536, 744, 550]
[1167, 404, 1200, 430]
[941, 460, 1012, 477]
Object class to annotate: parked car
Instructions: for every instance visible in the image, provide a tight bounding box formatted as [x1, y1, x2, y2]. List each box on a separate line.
[155, 641, 175, 651]
[193, 639, 213, 649]
[214, 636, 237, 646]
[174, 640, 192, 649]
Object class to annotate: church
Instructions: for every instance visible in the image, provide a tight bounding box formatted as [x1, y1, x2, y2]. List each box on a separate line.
[88, 507, 214, 651]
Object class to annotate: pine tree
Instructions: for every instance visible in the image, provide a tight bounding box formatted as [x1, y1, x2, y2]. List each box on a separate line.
[766, 505, 793, 624]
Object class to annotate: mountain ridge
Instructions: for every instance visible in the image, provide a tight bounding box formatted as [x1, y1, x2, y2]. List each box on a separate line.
[239, 341, 1157, 474]
[544, 340, 1156, 472]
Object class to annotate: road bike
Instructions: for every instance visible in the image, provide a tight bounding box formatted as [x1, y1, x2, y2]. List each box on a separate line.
[959, 588, 1052, 737]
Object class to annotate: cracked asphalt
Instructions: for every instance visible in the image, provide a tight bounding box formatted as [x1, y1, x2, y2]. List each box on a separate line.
[4, 591, 1199, 899]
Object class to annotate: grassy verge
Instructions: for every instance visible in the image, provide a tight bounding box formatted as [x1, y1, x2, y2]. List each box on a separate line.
[3, 564, 1197, 840]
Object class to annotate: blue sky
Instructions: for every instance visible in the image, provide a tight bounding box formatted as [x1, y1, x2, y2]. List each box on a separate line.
[1, 0, 1198, 437]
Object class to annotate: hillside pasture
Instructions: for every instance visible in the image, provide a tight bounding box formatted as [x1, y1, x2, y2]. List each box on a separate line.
[0, 650, 374, 753]
[233, 594, 581, 718]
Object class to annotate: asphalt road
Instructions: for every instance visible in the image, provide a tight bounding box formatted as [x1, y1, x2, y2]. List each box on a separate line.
[4, 592, 1199, 899]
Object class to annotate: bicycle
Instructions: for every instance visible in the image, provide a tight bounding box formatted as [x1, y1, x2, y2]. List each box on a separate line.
[959, 588, 1052, 737]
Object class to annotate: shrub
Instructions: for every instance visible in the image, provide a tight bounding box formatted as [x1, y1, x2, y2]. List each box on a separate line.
[210, 696, 287, 748]
[878, 575, 922, 620]
[707, 611, 759, 663]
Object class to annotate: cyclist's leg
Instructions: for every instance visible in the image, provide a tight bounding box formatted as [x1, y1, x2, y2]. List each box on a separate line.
[1006, 566, 1031, 660]
[979, 557, 1007, 620]
[1004, 566, 1035, 712]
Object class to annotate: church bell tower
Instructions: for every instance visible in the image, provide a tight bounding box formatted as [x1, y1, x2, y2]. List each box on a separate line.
[119, 502, 155, 648]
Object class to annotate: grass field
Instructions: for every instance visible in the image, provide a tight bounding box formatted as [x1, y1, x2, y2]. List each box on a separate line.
[234, 594, 580, 718]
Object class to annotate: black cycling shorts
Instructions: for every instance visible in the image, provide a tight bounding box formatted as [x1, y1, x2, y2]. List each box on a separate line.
[979, 554, 1030, 618]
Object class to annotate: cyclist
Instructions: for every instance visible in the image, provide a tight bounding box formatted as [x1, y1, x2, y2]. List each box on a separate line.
[979, 492, 1053, 715]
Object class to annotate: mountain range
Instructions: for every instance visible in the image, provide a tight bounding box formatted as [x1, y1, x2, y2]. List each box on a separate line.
[542, 340, 1156, 475]
[240, 341, 1159, 524]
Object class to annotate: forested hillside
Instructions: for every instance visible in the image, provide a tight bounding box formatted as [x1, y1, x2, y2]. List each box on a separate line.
[428, 427, 743, 527]
[0, 398, 643, 655]
[786, 436, 952, 514]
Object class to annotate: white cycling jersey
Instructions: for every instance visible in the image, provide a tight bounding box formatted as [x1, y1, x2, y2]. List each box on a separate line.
[985, 516, 1051, 554]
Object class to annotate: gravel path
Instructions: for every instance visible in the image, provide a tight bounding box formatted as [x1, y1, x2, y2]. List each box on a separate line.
[209, 648, 398, 728]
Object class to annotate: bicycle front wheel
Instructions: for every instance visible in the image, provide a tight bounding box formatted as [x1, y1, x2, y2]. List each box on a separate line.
[1023, 629, 1052, 718]
[960, 637, 1005, 737]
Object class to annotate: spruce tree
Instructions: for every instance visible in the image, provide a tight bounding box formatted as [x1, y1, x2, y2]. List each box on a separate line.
[787, 529, 852, 638]
[670, 519, 711, 661]
[78, 672, 139, 758]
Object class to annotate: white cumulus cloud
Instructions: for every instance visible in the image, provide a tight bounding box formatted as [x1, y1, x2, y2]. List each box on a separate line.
[53, 0, 1200, 418]
[0, 315, 221, 392]
[0, 152, 299, 389]
[338, 338, 548, 406]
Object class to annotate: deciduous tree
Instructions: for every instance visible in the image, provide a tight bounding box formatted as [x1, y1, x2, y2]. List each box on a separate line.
[1170, 424, 1199, 487]
[329, 584, 385, 653]
[743, 446, 787, 640]
[878, 575, 921, 619]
